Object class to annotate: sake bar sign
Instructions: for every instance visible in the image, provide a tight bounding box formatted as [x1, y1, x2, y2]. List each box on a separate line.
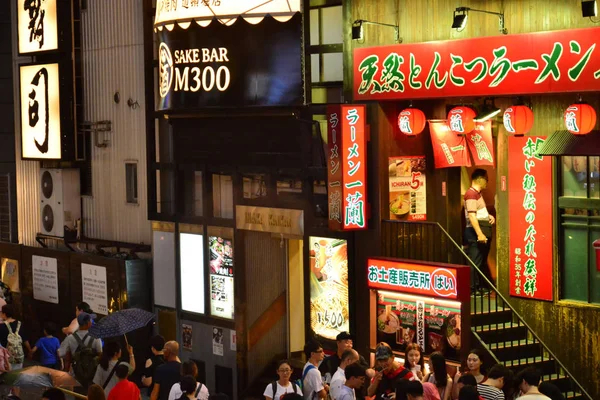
[326, 105, 368, 231]
[508, 137, 553, 301]
[353, 27, 600, 100]
[368, 258, 459, 299]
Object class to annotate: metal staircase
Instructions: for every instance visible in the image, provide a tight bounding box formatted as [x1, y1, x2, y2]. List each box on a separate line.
[382, 220, 592, 400]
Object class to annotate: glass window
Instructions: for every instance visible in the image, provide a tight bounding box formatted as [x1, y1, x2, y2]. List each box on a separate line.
[243, 174, 267, 199]
[213, 174, 233, 219]
[180, 232, 205, 314]
[559, 156, 600, 304]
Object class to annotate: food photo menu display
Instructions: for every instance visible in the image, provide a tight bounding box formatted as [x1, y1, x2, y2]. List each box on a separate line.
[209, 236, 234, 319]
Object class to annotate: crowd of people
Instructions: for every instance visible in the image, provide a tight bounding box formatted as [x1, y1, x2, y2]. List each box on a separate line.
[266, 334, 568, 400]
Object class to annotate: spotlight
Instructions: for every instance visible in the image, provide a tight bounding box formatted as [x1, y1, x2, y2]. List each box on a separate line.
[452, 10, 468, 30]
[582, 0, 598, 17]
[352, 21, 364, 40]
[351, 19, 401, 43]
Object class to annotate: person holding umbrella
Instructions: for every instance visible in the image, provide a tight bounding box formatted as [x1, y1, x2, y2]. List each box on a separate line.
[93, 341, 135, 397]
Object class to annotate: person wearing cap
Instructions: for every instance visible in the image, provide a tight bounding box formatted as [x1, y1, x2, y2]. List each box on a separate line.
[368, 344, 415, 400]
[319, 332, 370, 383]
[58, 311, 103, 364]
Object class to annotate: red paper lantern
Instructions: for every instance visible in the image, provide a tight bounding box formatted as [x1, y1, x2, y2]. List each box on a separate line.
[398, 108, 426, 136]
[564, 103, 597, 135]
[447, 106, 476, 135]
[503, 105, 534, 136]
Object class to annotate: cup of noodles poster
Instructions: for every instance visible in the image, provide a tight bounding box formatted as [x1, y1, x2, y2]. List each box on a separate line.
[388, 156, 427, 221]
[309, 237, 349, 340]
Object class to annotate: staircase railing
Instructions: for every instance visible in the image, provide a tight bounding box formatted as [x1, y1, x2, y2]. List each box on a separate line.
[382, 219, 592, 400]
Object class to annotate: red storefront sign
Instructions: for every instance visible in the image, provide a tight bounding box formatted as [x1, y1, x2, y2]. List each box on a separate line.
[326, 105, 368, 231]
[466, 121, 495, 167]
[428, 121, 471, 168]
[508, 136, 553, 301]
[353, 27, 600, 101]
[368, 258, 459, 299]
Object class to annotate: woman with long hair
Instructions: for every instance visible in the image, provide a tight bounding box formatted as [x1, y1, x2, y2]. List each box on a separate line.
[423, 352, 452, 400]
[452, 349, 486, 400]
[178, 376, 201, 400]
[92, 341, 135, 396]
[403, 343, 425, 381]
[169, 360, 210, 400]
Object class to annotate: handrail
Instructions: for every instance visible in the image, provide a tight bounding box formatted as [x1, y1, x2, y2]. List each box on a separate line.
[382, 219, 592, 400]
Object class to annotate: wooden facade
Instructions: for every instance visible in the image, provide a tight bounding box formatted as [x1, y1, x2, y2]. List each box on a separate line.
[344, 0, 600, 397]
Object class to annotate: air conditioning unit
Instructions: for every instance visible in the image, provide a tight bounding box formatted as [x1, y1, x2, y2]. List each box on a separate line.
[40, 169, 81, 237]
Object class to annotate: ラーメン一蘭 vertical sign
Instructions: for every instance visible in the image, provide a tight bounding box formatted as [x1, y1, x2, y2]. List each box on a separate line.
[508, 136, 553, 301]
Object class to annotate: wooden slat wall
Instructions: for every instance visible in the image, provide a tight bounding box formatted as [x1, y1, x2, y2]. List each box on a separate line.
[344, 1, 600, 398]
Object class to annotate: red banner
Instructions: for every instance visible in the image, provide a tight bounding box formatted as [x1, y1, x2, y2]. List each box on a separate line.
[368, 258, 459, 299]
[466, 121, 495, 167]
[428, 121, 471, 168]
[327, 105, 368, 231]
[508, 136, 553, 301]
[353, 27, 600, 101]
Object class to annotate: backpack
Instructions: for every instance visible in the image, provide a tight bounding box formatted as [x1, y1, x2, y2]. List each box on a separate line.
[4, 322, 24, 365]
[72, 333, 99, 388]
[301, 364, 317, 399]
[271, 381, 299, 399]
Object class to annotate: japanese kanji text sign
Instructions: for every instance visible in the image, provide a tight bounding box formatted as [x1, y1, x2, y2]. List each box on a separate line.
[354, 27, 600, 100]
[508, 136, 553, 301]
[327, 105, 368, 231]
[428, 121, 471, 169]
[17, 0, 59, 54]
[466, 121, 495, 167]
[368, 258, 458, 299]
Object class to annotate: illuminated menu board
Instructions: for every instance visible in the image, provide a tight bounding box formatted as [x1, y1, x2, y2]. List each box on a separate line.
[209, 236, 234, 319]
[309, 237, 349, 340]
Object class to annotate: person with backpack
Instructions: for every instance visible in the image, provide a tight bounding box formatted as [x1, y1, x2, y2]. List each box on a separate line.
[58, 311, 103, 389]
[302, 341, 328, 400]
[264, 360, 303, 400]
[169, 360, 210, 400]
[93, 341, 136, 397]
[0, 304, 31, 370]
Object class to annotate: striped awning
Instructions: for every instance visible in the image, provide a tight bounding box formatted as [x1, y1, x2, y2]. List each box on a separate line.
[154, 0, 302, 31]
[537, 130, 600, 156]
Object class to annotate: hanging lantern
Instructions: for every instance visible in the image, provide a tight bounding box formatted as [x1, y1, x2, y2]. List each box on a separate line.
[564, 103, 597, 135]
[503, 105, 534, 136]
[447, 106, 476, 135]
[398, 108, 426, 136]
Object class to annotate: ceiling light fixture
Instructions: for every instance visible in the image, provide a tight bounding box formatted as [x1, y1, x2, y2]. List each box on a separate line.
[352, 20, 401, 43]
[452, 7, 508, 34]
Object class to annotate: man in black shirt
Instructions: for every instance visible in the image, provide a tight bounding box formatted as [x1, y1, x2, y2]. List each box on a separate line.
[142, 335, 166, 397]
[320, 332, 370, 382]
[151, 340, 182, 400]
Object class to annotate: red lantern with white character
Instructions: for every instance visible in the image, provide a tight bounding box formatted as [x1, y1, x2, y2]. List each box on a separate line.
[398, 108, 426, 136]
[503, 105, 534, 136]
[447, 106, 476, 135]
[564, 103, 597, 135]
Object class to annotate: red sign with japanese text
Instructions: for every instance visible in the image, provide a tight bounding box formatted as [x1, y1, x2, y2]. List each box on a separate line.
[428, 121, 471, 169]
[368, 258, 459, 299]
[508, 136, 553, 301]
[466, 121, 495, 166]
[354, 27, 600, 100]
[327, 105, 368, 231]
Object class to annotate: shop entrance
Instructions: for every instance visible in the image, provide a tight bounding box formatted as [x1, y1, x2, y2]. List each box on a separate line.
[243, 231, 305, 383]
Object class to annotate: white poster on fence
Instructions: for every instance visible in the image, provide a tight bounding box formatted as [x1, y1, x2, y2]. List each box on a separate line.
[81, 263, 108, 315]
[32, 255, 59, 304]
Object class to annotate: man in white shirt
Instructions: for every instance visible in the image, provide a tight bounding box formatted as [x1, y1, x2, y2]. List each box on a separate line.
[302, 341, 328, 400]
[515, 367, 551, 400]
[330, 349, 359, 400]
[338, 363, 367, 400]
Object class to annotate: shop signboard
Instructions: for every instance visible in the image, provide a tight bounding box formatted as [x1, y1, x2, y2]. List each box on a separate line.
[368, 258, 459, 299]
[354, 27, 600, 100]
[32, 255, 59, 304]
[508, 136, 553, 301]
[209, 236, 234, 319]
[156, 12, 302, 110]
[81, 263, 108, 315]
[19, 63, 63, 160]
[309, 237, 349, 340]
[326, 105, 368, 231]
[235, 205, 303, 236]
[428, 121, 471, 169]
[388, 156, 427, 221]
[17, 0, 59, 54]
[465, 121, 495, 167]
